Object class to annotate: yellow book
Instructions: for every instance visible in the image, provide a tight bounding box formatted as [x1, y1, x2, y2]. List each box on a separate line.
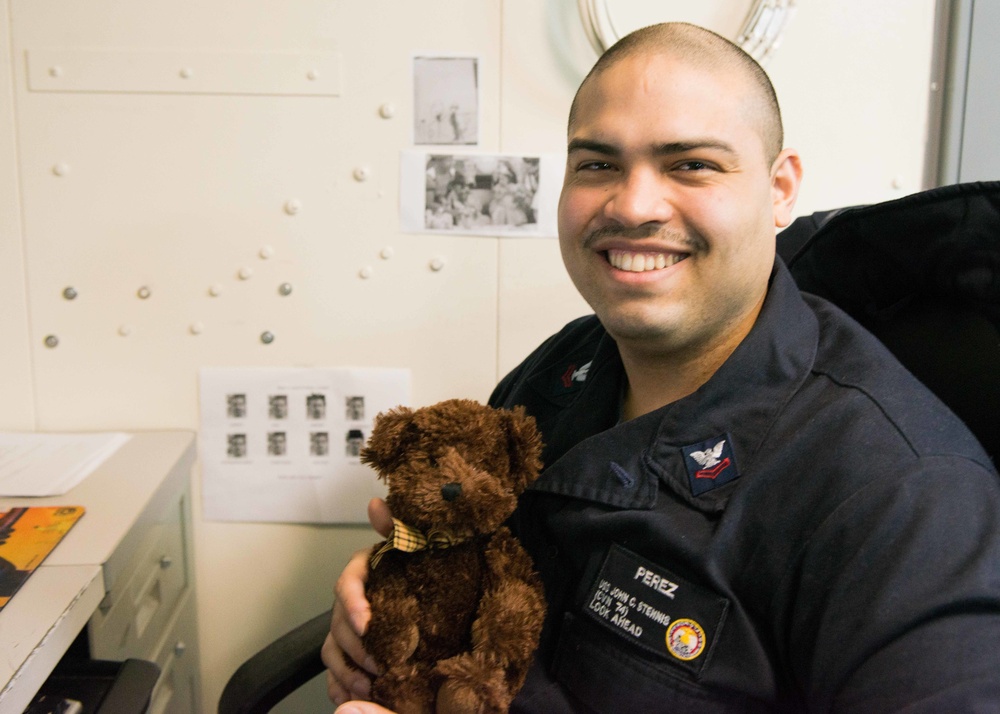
[0, 506, 85, 610]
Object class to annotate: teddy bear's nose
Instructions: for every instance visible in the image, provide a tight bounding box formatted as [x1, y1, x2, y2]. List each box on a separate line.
[441, 482, 462, 502]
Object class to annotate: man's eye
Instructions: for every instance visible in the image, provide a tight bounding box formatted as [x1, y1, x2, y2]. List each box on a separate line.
[578, 161, 613, 171]
[675, 160, 713, 171]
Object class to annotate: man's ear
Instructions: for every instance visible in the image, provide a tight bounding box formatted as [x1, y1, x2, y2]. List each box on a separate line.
[770, 148, 803, 229]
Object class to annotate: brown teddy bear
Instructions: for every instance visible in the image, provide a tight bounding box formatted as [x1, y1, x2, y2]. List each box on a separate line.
[359, 398, 546, 714]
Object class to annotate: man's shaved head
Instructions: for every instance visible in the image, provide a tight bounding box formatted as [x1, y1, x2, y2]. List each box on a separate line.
[569, 22, 784, 164]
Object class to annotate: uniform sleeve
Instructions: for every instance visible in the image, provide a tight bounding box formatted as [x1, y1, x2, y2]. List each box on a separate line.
[787, 455, 1000, 712]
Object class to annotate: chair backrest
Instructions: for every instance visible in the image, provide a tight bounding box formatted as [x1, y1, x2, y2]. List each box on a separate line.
[778, 181, 1000, 463]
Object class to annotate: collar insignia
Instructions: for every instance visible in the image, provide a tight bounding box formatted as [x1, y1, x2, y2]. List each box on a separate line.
[560, 360, 592, 389]
[682, 435, 740, 496]
[370, 517, 470, 568]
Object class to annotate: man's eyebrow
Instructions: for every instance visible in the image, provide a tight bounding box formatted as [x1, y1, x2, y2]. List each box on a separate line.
[566, 138, 738, 156]
[567, 138, 620, 155]
[652, 140, 738, 156]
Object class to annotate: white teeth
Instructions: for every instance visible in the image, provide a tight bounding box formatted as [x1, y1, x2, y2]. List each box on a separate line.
[607, 249, 683, 272]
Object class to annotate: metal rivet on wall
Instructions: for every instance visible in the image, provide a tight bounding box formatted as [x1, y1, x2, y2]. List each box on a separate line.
[307, 68, 320, 81]
[429, 257, 446, 272]
[52, 163, 70, 177]
[238, 267, 253, 280]
[380, 247, 394, 260]
[48, 66, 63, 78]
[189, 322, 204, 335]
[379, 103, 396, 119]
[137, 286, 152, 299]
[208, 284, 223, 297]
[62, 287, 78, 300]
[260, 331, 275, 345]
[118, 324, 133, 337]
[179, 67, 194, 79]
[359, 266, 373, 280]
[44, 335, 59, 348]
[353, 166, 371, 182]
[284, 199, 301, 215]
[278, 282, 293, 296]
[259, 245, 274, 260]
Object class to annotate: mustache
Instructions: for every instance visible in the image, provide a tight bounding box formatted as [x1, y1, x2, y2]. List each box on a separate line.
[582, 224, 708, 254]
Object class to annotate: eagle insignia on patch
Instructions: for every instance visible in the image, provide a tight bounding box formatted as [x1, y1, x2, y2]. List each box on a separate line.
[682, 435, 739, 496]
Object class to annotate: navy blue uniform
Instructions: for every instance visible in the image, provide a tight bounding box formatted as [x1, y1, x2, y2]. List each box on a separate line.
[492, 260, 1000, 713]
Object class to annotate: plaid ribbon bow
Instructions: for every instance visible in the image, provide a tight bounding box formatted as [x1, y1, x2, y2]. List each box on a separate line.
[370, 518, 470, 569]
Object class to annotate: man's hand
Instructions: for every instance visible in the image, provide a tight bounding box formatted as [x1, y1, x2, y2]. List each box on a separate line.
[323, 498, 393, 706]
[334, 702, 398, 714]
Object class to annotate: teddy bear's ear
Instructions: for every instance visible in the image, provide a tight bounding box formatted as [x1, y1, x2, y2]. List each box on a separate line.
[500, 406, 544, 492]
[360, 406, 416, 477]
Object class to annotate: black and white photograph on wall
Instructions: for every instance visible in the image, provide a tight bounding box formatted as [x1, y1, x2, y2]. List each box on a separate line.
[267, 431, 287, 457]
[200, 366, 411, 523]
[268, 394, 288, 420]
[226, 393, 247, 419]
[226, 433, 247, 459]
[413, 56, 479, 146]
[306, 393, 326, 420]
[345, 396, 365, 421]
[310, 431, 330, 457]
[401, 150, 559, 237]
[423, 154, 541, 232]
[345, 429, 365, 458]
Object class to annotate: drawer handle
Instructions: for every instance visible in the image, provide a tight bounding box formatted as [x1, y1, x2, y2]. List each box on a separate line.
[174, 641, 187, 657]
[98, 591, 114, 615]
[160, 555, 173, 569]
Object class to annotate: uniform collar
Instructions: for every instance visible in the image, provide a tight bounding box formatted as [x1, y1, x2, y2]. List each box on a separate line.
[529, 260, 818, 512]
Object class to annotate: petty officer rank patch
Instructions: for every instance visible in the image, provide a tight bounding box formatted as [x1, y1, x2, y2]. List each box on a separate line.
[582, 544, 729, 676]
[682, 434, 740, 496]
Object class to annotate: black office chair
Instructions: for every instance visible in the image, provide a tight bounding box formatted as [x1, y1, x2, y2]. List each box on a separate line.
[218, 181, 1000, 714]
[777, 180, 1000, 462]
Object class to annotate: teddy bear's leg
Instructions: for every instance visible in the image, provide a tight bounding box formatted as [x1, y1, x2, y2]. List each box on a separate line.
[434, 653, 510, 714]
[371, 663, 437, 714]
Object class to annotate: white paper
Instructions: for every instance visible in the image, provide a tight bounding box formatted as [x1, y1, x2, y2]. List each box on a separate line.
[401, 150, 561, 237]
[0, 432, 131, 496]
[199, 367, 411, 524]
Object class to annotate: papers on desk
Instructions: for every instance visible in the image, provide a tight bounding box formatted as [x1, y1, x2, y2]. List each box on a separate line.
[0, 432, 131, 497]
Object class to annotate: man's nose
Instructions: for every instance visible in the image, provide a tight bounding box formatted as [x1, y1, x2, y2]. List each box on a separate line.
[603, 168, 674, 227]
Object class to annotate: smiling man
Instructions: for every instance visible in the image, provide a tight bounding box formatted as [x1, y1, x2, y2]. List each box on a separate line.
[325, 23, 1000, 713]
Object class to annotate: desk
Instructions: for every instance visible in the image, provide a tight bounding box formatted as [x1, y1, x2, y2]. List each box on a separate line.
[0, 431, 200, 714]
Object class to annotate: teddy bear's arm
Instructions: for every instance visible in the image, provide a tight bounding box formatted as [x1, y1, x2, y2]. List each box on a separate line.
[364, 570, 421, 668]
[433, 528, 545, 714]
[473, 526, 546, 661]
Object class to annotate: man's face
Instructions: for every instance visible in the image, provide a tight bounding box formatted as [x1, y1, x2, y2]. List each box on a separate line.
[558, 52, 799, 359]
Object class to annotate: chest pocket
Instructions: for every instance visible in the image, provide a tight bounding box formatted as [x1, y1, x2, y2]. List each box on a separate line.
[552, 614, 772, 713]
[548, 544, 771, 714]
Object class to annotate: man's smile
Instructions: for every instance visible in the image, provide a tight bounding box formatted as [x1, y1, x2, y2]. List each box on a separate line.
[606, 249, 689, 273]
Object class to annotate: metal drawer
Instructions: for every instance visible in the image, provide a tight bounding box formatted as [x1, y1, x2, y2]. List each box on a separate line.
[148, 590, 200, 714]
[88, 495, 188, 660]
